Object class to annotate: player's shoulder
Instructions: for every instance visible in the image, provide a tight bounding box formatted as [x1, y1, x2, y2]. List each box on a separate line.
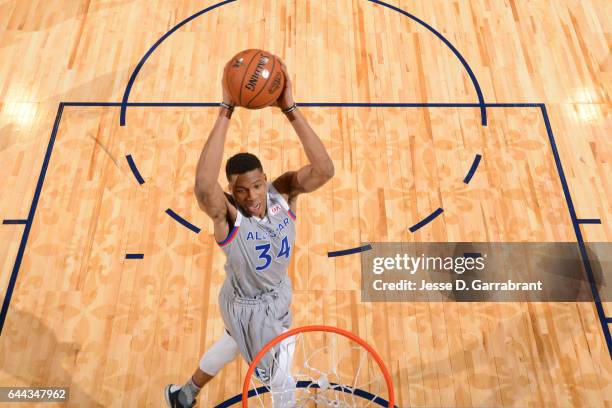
[269, 179, 298, 215]
[269, 180, 289, 201]
[271, 172, 295, 199]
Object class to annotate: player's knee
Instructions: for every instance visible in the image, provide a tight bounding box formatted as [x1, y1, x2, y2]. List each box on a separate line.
[199, 332, 239, 375]
[199, 350, 236, 376]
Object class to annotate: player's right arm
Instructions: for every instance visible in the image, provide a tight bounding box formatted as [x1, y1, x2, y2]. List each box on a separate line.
[194, 68, 237, 243]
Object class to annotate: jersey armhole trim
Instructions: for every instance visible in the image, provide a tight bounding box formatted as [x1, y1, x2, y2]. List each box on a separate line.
[217, 226, 238, 247]
[217, 210, 242, 247]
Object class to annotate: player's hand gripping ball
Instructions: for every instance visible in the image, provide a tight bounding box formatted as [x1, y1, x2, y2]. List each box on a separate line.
[271, 59, 295, 111]
[223, 49, 285, 109]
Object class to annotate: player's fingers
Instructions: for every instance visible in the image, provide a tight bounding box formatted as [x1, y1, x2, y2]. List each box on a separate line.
[275, 56, 288, 73]
[281, 65, 291, 84]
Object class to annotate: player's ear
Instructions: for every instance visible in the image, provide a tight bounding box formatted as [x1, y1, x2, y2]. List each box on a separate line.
[227, 175, 235, 192]
[263, 173, 267, 182]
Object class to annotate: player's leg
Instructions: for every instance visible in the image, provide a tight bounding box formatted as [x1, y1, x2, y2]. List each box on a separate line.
[165, 331, 239, 407]
[190, 368, 214, 389]
[269, 331, 297, 407]
[267, 285, 295, 406]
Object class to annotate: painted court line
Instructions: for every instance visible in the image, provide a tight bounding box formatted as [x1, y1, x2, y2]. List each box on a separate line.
[67, 101, 542, 108]
[540, 104, 612, 359]
[125, 154, 145, 185]
[2, 102, 608, 363]
[215, 380, 395, 408]
[328, 244, 373, 257]
[0, 103, 64, 335]
[119, 0, 488, 127]
[463, 154, 482, 184]
[2, 219, 27, 225]
[409, 207, 444, 233]
[165, 208, 201, 234]
[576, 218, 602, 225]
[125, 254, 144, 259]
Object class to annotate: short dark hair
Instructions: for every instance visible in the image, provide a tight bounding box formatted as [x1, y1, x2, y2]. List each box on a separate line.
[225, 152, 263, 181]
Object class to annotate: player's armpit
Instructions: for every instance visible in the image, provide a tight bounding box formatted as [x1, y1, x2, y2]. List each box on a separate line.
[193, 183, 235, 242]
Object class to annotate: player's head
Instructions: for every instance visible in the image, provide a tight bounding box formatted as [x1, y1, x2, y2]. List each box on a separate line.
[226, 152, 267, 218]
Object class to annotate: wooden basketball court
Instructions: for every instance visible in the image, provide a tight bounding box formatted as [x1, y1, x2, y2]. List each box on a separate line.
[0, 1, 610, 406]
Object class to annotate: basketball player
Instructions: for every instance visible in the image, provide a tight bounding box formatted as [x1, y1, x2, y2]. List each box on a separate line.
[164, 59, 334, 407]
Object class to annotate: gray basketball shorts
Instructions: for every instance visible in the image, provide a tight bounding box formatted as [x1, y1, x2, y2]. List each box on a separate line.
[219, 277, 292, 381]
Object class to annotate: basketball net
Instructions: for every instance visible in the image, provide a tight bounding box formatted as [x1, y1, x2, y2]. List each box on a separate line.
[242, 326, 395, 407]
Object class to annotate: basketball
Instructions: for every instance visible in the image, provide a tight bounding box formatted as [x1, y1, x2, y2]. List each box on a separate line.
[224, 49, 285, 109]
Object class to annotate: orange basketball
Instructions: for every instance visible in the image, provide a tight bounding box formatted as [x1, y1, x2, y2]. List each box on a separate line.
[224, 49, 285, 109]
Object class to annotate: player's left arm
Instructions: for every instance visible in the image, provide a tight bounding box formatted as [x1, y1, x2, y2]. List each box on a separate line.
[272, 60, 334, 206]
[272, 111, 335, 195]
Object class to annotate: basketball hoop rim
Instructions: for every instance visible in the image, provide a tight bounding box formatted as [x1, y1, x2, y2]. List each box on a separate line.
[241, 325, 395, 407]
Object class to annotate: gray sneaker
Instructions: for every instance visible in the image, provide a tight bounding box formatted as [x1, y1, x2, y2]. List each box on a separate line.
[164, 384, 196, 408]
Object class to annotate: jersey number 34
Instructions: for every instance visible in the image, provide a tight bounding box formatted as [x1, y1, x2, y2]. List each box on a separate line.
[254, 236, 291, 271]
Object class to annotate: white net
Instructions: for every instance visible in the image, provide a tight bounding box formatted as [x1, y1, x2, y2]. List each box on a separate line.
[245, 330, 391, 407]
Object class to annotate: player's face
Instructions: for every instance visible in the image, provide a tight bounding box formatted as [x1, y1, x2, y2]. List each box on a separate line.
[229, 169, 267, 218]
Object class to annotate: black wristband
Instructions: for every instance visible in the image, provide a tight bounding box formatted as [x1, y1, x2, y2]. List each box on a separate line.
[282, 103, 298, 114]
[220, 102, 234, 119]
